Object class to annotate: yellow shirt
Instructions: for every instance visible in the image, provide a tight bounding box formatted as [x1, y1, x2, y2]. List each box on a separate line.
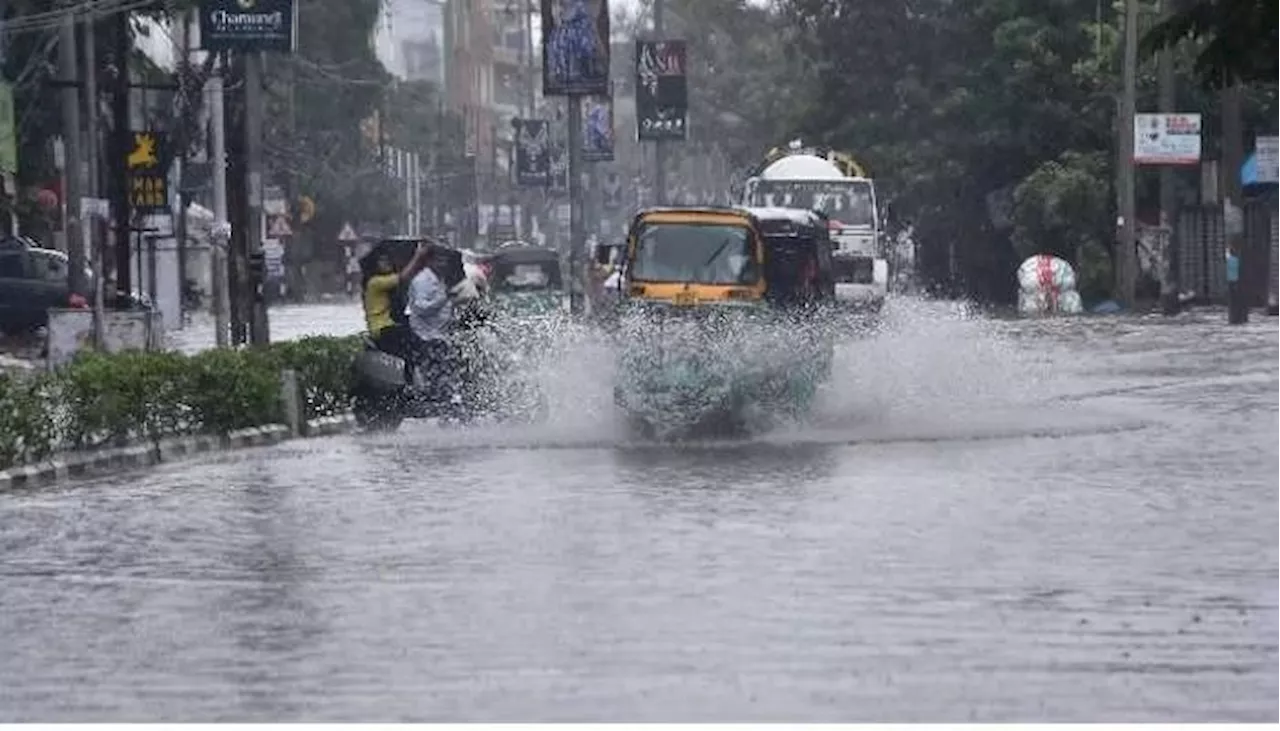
[363, 273, 400, 335]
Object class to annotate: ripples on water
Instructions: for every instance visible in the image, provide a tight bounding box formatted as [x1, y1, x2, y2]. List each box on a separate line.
[1, 298, 1275, 722]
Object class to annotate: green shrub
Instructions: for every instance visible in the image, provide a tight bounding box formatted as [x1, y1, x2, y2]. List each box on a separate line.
[259, 335, 360, 419]
[0, 372, 59, 468]
[184, 348, 282, 433]
[0, 335, 360, 471]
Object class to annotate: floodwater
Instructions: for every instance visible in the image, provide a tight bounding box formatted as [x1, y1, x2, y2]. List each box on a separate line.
[2, 300, 1276, 722]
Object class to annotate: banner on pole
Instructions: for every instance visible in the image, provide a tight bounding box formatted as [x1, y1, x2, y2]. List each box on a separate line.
[513, 119, 551, 186]
[635, 40, 687, 141]
[579, 89, 615, 162]
[199, 0, 297, 53]
[540, 0, 611, 96]
[125, 130, 171, 215]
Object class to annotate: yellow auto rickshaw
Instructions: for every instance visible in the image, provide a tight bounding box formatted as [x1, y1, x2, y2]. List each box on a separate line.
[619, 206, 767, 308]
[609, 205, 833, 439]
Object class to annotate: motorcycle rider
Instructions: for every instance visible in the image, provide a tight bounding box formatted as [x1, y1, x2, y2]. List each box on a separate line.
[362, 243, 432, 360]
[404, 244, 483, 402]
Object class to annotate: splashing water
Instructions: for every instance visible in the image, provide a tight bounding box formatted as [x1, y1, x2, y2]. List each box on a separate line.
[374, 296, 1135, 450]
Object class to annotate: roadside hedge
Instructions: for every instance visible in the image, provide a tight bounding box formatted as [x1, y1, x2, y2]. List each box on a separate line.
[0, 335, 361, 471]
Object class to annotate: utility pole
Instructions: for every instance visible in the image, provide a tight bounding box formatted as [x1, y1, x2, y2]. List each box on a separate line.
[1222, 82, 1246, 324]
[208, 56, 230, 347]
[1157, 0, 1179, 315]
[244, 52, 268, 345]
[225, 54, 247, 345]
[567, 95, 585, 314]
[82, 4, 105, 347]
[1115, 0, 1138, 306]
[111, 11, 131, 301]
[652, 0, 667, 205]
[58, 10, 86, 296]
[174, 7, 191, 323]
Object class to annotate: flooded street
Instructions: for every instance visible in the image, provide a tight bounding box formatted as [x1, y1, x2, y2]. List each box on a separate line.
[1, 300, 1275, 722]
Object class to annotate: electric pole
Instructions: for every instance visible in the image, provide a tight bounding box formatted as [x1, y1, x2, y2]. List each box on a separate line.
[652, 0, 666, 206]
[244, 52, 268, 345]
[58, 10, 86, 296]
[208, 56, 230, 347]
[1157, 0, 1179, 315]
[568, 95, 584, 314]
[225, 54, 247, 345]
[82, 4, 105, 347]
[1115, 0, 1138, 306]
[111, 11, 131, 301]
[1222, 82, 1246, 324]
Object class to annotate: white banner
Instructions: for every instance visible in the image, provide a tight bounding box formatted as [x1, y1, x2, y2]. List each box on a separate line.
[1134, 113, 1202, 165]
[1255, 136, 1278, 184]
[1141, 113, 1198, 163]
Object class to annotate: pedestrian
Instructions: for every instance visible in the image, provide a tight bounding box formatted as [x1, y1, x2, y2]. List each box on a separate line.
[345, 253, 362, 298]
[1226, 243, 1246, 324]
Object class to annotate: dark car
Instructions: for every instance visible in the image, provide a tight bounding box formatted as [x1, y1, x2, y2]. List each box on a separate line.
[0, 236, 150, 335]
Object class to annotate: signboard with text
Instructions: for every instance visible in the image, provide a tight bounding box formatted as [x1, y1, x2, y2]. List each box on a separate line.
[1134, 113, 1202, 165]
[635, 40, 687, 141]
[199, 0, 297, 53]
[1254, 136, 1278, 184]
[126, 130, 170, 215]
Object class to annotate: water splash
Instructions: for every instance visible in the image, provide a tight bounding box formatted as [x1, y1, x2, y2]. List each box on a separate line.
[375, 297, 1131, 450]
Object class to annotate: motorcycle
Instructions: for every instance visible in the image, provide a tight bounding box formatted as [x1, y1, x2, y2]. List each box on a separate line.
[349, 290, 546, 432]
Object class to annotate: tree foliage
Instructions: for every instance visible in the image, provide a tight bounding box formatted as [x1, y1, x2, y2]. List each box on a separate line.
[1141, 0, 1278, 88]
[776, 0, 1275, 302]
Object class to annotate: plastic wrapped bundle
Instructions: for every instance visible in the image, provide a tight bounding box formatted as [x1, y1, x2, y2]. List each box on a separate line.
[1016, 254, 1082, 316]
[1017, 254, 1077, 293]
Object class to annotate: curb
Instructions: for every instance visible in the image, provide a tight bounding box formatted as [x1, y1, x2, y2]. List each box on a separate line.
[0, 417, 355, 491]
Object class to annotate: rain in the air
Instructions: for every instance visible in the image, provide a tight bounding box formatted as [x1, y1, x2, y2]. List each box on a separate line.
[0, 0, 1276, 722]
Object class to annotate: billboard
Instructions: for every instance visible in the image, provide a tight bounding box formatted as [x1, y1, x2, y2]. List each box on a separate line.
[579, 91, 615, 162]
[635, 40, 687, 141]
[1133, 113, 1202, 165]
[199, 0, 297, 53]
[125, 130, 170, 215]
[540, 0, 611, 96]
[513, 119, 551, 186]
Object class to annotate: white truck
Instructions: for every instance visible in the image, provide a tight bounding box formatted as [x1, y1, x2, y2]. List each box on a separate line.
[740, 141, 888, 309]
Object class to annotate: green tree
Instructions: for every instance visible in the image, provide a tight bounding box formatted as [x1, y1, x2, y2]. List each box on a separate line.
[1141, 0, 1278, 87]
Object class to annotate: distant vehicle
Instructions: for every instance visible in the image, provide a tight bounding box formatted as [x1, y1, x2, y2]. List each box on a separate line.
[0, 236, 150, 335]
[740, 140, 888, 310]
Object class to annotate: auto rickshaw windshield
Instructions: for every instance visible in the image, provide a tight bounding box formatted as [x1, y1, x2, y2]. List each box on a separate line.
[630, 223, 759, 285]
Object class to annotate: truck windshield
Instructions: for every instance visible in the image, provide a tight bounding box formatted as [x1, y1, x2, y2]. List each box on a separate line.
[630, 223, 759, 285]
[749, 180, 876, 227]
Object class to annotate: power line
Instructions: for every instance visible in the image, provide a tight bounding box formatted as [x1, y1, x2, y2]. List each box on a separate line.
[1, 0, 156, 36]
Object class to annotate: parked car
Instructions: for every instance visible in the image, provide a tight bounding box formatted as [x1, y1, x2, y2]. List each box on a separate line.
[0, 236, 150, 335]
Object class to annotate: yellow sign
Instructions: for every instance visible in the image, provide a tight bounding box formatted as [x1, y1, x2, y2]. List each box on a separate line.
[130, 176, 167, 211]
[126, 130, 168, 213]
[127, 132, 160, 170]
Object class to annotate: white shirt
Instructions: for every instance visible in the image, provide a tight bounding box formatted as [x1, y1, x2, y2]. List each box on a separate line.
[406, 267, 453, 342]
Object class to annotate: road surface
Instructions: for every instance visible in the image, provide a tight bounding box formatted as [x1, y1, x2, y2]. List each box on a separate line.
[2, 300, 1276, 721]
[167, 301, 365, 353]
